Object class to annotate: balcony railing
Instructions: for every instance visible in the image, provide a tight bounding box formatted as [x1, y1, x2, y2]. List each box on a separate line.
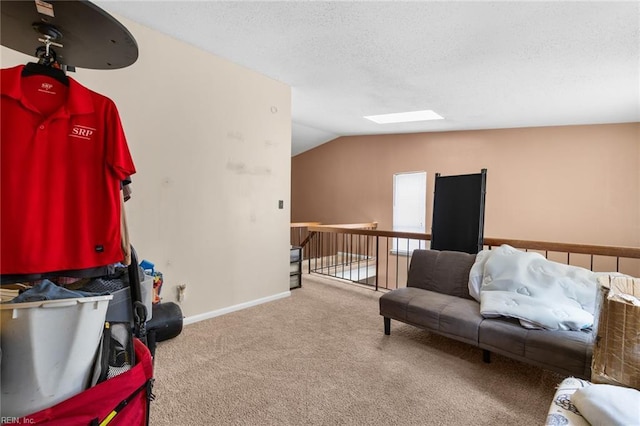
[291, 222, 321, 259]
[291, 222, 379, 265]
[296, 225, 640, 290]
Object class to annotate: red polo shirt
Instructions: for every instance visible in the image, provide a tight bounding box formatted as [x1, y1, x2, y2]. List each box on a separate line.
[1, 65, 136, 274]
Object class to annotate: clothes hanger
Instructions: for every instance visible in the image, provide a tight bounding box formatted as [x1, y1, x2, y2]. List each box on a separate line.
[21, 63, 69, 86]
[20, 38, 69, 86]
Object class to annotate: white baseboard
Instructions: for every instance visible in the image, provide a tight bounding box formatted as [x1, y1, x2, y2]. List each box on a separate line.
[183, 290, 291, 326]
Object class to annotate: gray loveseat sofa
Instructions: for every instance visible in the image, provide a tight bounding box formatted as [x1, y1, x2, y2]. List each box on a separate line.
[379, 249, 594, 378]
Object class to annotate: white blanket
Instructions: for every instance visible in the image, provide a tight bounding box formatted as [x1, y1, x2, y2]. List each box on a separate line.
[469, 245, 598, 331]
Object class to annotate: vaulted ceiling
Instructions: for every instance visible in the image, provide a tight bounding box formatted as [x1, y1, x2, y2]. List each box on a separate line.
[96, 1, 640, 155]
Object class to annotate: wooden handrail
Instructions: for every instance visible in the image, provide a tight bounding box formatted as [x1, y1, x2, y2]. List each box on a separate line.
[483, 238, 640, 259]
[308, 226, 430, 240]
[299, 223, 378, 248]
[304, 225, 640, 289]
[316, 222, 379, 229]
[306, 226, 640, 259]
[291, 222, 322, 227]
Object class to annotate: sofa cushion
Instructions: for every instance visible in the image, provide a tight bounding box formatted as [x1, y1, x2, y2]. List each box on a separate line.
[379, 287, 423, 322]
[525, 329, 593, 377]
[406, 291, 455, 329]
[380, 287, 483, 345]
[479, 318, 593, 377]
[437, 298, 484, 344]
[478, 317, 528, 356]
[407, 249, 476, 300]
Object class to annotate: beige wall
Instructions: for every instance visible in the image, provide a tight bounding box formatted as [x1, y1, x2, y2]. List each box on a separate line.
[292, 124, 640, 248]
[2, 14, 292, 319]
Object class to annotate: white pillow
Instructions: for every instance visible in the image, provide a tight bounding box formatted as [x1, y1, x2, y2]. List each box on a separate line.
[468, 249, 493, 302]
[571, 384, 640, 426]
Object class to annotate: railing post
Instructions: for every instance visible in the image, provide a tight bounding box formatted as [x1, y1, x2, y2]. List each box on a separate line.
[395, 238, 399, 287]
[375, 236, 379, 291]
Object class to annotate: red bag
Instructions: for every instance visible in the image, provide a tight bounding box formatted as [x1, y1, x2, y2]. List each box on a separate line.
[5, 339, 153, 426]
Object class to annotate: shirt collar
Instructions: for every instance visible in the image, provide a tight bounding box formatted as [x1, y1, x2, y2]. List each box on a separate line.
[1, 64, 94, 116]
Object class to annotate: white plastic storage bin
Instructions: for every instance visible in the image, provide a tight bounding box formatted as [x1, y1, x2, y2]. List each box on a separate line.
[105, 274, 154, 323]
[0, 294, 112, 418]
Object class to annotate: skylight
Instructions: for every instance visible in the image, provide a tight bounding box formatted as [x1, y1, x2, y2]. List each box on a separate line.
[364, 110, 444, 124]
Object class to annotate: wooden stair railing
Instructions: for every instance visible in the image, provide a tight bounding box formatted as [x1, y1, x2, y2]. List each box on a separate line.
[300, 225, 640, 289]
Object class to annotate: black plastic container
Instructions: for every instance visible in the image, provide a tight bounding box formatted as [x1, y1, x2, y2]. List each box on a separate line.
[146, 302, 183, 357]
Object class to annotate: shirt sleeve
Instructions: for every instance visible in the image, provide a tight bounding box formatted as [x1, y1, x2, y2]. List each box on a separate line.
[106, 100, 136, 180]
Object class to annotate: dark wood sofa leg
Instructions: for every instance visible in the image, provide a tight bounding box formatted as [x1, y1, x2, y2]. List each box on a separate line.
[482, 349, 491, 363]
[384, 317, 391, 335]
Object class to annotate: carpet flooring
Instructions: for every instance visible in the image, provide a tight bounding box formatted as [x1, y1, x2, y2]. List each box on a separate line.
[149, 274, 563, 425]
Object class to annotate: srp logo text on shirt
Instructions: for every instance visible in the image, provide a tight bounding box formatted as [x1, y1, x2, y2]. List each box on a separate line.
[69, 125, 96, 140]
[38, 82, 55, 94]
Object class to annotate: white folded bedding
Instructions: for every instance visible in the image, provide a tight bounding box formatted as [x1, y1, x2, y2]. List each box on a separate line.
[470, 245, 599, 330]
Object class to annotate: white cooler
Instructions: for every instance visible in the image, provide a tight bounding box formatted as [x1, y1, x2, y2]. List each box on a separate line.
[0, 294, 112, 418]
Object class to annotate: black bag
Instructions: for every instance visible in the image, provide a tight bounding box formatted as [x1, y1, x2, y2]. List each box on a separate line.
[146, 302, 183, 358]
[92, 321, 136, 385]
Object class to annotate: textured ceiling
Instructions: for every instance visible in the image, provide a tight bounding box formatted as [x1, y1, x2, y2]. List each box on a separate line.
[95, 1, 640, 155]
